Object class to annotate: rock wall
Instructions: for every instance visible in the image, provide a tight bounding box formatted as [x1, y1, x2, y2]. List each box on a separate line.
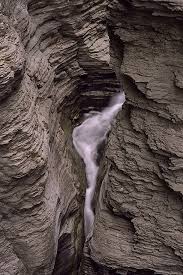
[89, 1, 183, 274]
[1, 0, 183, 274]
[0, 0, 118, 274]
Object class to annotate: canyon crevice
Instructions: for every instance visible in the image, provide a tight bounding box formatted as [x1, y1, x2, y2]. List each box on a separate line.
[1, 0, 183, 274]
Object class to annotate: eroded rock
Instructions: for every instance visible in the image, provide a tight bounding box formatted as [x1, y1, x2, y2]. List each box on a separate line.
[88, 1, 183, 274]
[1, 0, 183, 274]
[0, 0, 117, 274]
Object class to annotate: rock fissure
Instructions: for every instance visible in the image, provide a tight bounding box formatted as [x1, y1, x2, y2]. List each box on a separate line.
[1, 0, 183, 274]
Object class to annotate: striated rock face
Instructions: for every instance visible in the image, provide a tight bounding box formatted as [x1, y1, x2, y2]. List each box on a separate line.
[0, 0, 119, 274]
[88, 0, 183, 274]
[1, 0, 183, 274]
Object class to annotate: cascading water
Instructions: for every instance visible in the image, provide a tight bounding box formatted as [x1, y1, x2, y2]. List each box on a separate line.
[72, 92, 125, 239]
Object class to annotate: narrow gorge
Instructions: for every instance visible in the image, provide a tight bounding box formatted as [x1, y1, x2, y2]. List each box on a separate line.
[0, 0, 183, 275]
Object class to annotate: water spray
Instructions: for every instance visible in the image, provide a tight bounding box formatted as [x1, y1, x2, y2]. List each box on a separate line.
[72, 92, 125, 239]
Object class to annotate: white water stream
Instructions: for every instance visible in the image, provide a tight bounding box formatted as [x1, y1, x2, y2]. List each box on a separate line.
[72, 92, 125, 239]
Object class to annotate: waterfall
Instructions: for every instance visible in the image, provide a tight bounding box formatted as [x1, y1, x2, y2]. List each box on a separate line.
[72, 92, 125, 239]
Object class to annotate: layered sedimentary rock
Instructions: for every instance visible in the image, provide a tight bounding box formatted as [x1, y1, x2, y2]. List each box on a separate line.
[2, 0, 183, 274]
[0, 0, 119, 274]
[88, 0, 183, 274]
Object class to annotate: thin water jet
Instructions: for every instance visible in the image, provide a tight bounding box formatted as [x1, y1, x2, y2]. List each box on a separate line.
[72, 92, 125, 239]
